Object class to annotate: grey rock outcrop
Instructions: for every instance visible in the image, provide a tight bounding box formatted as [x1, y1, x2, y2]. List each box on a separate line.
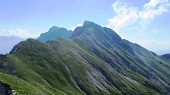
[0, 81, 12, 95]
[0, 55, 16, 75]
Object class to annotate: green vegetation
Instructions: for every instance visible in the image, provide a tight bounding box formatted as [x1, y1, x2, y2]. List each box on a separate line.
[0, 21, 170, 95]
[0, 72, 67, 95]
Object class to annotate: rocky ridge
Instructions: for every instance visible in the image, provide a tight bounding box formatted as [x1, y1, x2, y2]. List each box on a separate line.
[0, 21, 170, 95]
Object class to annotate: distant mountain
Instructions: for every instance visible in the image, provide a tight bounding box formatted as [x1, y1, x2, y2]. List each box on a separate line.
[156, 50, 170, 55]
[161, 53, 170, 62]
[0, 36, 24, 54]
[37, 26, 72, 43]
[1, 21, 170, 95]
[143, 42, 170, 55]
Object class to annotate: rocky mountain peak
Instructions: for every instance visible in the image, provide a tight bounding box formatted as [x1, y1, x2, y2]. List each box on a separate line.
[72, 21, 124, 46]
[37, 26, 72, 43]
[48, 26, 59, 32]
[72, 21, 115, 38]
[1, 21, 170, 95]
[83, 21, 101, 28]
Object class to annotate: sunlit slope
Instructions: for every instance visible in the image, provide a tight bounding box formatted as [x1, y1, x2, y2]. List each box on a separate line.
[0, 21, 170, 95]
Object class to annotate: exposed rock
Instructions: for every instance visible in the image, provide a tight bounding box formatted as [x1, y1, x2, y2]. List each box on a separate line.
[9, 45, 19, 54]
[0, 81, 13, 95]
[0, 55, 16, 75]
[1, 21, 170, 95]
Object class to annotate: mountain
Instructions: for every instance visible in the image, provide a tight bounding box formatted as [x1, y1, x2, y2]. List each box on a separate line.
[142, 42, 170, 55]
[156, 50, 170, 55]
[37, 26, 72, 43]
[161, 53, 170, 63]
[0, 21, 170, 95]
[0, 36, 24, 54]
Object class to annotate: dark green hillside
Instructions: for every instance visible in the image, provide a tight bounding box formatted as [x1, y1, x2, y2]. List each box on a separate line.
[0, 21, 170, 95]
[3, 38, 162, 95]
[7, 39, 84, 95]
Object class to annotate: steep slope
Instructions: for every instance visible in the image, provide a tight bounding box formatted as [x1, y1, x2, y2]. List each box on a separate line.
[6, 38, 162, 95]
[0, 21, 170, 95]
[71, 21, 134, 55]
[8, 39, 84, 95]
[71, 21, 170, 94]
[124, 40, 170, 93]
[48, 38, 165, 95]
[37, 26, 72, 43]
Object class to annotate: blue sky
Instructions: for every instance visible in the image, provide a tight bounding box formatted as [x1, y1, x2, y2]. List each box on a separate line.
[0, 0, 170, 54]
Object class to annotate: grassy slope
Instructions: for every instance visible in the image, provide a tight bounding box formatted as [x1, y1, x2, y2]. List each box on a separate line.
[6, 39, 83, 95]
[125, 40, 170, 84]
[48, 38, 163, 95]
[0, 38, 168, 95]
[0, 72, 67, 95]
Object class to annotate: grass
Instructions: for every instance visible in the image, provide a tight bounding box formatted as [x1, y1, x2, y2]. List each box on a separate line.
[0, 72, 67, 95]
[0, 38, 169, 95]
[5, 39, 84, 95]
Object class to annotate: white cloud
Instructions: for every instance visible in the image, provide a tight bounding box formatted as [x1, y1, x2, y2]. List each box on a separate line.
[71, 24, 82, 31]
[0, 28, 40, 38]
[107, 2, 138, 32]
[141, 0, 169, 21]
[144, 0, 169, 10]
[107, 0, 170, 33]
[8, 28, 30, 38]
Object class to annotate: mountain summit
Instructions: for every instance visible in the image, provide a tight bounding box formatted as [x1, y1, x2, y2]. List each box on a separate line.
[1, 21, 170, 95]
[37, 26, 72, 43]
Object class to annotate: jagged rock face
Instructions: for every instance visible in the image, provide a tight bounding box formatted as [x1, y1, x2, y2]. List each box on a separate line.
[71, 21, 134, 55]
[71, 21, 170, 94]
[71, 21, 136, 73]
[37, 26, 72, 43]
[71, 21, 122, 44]
[0, 81, 12, 95]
